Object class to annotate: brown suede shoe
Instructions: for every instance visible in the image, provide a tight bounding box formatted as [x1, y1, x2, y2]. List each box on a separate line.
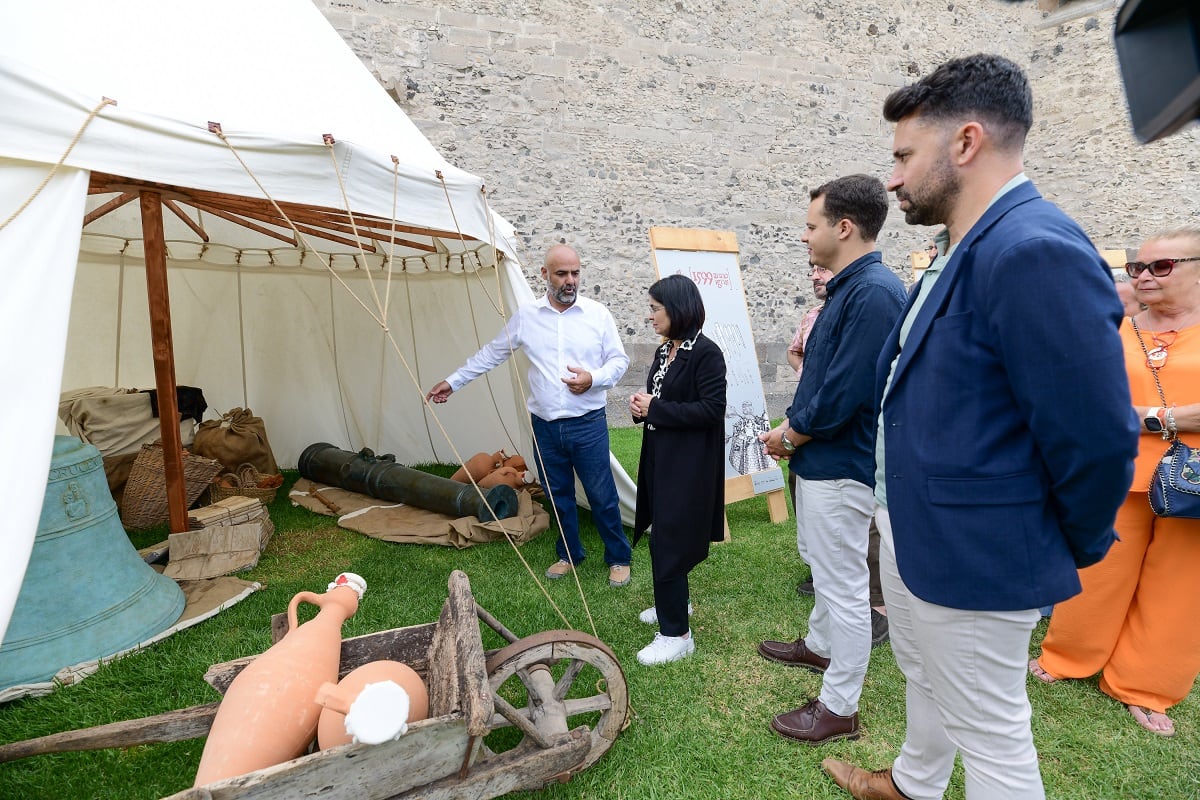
[757, 635, 831, 673]
[822, 758, 912, 800]
[771, 698, 860, 745]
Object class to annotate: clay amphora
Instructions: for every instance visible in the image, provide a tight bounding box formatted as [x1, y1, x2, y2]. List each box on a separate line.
[479, 466, 522, 489]
[193, 572, 367, 786]
[315, 659, 430, 748]
[450, 451, 501, 483]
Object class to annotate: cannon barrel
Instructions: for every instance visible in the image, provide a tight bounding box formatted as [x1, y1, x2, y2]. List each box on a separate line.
[297, 443, 519, 521]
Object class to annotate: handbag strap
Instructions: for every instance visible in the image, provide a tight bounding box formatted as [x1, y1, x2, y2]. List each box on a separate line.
[1130, 316, 1169, 407]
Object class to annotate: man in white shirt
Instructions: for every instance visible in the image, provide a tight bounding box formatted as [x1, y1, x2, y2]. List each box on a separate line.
[426, 244, 633, 586]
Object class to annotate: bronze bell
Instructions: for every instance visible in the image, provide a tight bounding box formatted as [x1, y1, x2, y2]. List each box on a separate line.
[0, 436, 185, 691]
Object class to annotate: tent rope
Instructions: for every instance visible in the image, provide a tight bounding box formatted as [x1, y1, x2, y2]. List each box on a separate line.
[323, 138, 389, 329]
[211, 131, 595, 634]
[473, 184, 601, 638]
[0, 96, 116, 232]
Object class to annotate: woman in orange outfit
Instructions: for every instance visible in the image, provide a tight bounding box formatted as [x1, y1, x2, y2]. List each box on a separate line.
[1030, 227, 1200, 737]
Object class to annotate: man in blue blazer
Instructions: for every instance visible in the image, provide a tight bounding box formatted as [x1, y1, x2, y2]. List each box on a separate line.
[823, 54, 1138, 800]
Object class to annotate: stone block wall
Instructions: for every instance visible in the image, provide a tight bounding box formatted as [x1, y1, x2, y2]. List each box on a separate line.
[315, 0, 1200, 418]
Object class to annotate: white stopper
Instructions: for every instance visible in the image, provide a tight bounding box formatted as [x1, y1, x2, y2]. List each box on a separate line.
[328, 572, 367, 599]
[343, 680, 412, 745]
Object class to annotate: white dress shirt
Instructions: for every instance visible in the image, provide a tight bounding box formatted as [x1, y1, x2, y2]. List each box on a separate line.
[446, 294, 629, 421]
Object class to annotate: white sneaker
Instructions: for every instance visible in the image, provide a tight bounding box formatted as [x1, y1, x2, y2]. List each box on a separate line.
[638, 602, 694, 625]
[636, 631, 695, 665]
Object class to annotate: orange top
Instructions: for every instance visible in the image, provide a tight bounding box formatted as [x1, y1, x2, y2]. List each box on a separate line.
[1122, 318, 1200, 491]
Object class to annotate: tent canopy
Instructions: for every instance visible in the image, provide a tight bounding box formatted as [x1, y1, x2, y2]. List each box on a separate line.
[0, 0, 635, 644]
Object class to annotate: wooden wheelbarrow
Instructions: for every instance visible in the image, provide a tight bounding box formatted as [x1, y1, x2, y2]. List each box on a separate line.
[0, 570, 629, 799]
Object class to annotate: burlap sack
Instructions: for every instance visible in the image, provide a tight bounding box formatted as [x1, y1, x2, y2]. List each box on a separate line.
[192, 408, 278, 474]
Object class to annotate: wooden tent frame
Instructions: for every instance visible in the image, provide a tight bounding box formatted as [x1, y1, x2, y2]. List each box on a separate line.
[84, 171, 483, 533]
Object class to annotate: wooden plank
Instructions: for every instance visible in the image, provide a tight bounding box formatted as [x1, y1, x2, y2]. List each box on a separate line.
[648, 226, 739, 253]
[723, 473, 757, 503]
[426, 572, 492, 736]
[0, 702, 219, 763]
[426, 595, 460, 720]
[391, 729, 591, 799]
[159, 714, 476, 800]
[765, 488, 789, 524]
[205, 623, 437, 695]
[446, 572, 492, 737]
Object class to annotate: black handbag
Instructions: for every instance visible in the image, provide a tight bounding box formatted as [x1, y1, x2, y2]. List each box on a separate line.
[1131, 318, 1200, 518]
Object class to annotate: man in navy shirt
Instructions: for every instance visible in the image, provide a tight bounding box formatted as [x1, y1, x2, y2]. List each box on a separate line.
[759, 174, 906, 745]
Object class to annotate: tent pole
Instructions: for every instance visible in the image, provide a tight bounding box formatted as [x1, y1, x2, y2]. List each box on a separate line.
[139, 191, 188, 534]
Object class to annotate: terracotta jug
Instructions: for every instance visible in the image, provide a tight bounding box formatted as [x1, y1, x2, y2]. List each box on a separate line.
[193, 572, 367, 786]
[479, 466, 522, 489]
[315, 659, 430, 748]
[450, 451, 500, 483]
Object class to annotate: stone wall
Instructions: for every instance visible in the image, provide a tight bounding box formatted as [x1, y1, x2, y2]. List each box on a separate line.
[316, 0, 1200, 416]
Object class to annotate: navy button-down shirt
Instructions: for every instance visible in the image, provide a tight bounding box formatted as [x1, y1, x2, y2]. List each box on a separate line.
[787, 251, 906, 487]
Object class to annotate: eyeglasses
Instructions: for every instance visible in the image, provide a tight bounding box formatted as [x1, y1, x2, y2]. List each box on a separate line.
[1125, 257, 1200, 278]
[649, 303, 664, 313]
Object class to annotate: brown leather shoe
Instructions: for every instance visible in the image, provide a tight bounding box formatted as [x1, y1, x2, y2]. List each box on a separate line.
[757, 635, 831, 673]
[771, 699, 860, 745]
[822, 758, 912, 800]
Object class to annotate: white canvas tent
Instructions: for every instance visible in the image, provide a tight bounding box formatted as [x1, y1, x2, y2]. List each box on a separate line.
[0, 0, 635, 643]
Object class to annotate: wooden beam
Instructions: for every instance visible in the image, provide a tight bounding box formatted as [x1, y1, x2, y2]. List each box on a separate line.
[82, 192, 137, 227]
[139, 191, 189, 534]
[87, 171, 481, 251]
[163, 198, 209, 243]
[187, 201, 297, 247]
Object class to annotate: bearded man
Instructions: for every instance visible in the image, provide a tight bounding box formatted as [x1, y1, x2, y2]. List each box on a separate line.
[822, 54, 1137, 800]
[427, 244, 633, 586]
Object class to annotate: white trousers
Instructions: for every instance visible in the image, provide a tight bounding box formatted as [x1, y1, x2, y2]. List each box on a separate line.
[876, 506, 1044, 800]
[795, 477, 873, 716]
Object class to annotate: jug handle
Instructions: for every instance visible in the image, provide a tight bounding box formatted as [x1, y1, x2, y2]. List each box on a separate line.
[287, 591, 324, 631]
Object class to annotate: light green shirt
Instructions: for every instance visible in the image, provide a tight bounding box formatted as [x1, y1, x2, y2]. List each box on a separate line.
[874, 174, 1029, 507]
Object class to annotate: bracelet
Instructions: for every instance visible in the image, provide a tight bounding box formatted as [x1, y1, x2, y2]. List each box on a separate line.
[1166, 407, 1178, 437]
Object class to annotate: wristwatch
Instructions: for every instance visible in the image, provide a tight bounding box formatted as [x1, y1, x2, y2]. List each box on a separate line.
[1144, 406, 1165, 434]
[780, 430, 797, 453]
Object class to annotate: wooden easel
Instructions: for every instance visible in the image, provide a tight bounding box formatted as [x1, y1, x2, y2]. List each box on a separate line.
[647, 227, 790, 541]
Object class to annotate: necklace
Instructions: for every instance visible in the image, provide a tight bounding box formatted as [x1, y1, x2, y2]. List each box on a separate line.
[1146, 330, 1178, 368]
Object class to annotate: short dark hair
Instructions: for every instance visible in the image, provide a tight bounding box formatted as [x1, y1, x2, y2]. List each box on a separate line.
[810, 174, 889, 241]
[882, 53, 1032, 151]
[649, 274, 705, 340]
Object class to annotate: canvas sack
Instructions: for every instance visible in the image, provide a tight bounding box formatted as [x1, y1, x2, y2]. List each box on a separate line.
[193, 407, 279, 475]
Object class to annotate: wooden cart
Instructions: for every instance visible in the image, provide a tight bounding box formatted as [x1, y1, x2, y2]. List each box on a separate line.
[0, 570, 630, 799]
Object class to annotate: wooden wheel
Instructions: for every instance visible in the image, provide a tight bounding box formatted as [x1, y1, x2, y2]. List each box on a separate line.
[484, 629, 628, 777]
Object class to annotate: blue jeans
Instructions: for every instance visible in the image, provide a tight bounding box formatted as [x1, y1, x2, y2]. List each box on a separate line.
[530, 408, 630, 567]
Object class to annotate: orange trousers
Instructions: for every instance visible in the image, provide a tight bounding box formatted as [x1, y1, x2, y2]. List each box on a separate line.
[1039, 492, 1200, 712]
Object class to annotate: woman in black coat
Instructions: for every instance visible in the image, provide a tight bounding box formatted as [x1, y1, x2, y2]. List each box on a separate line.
[629, 274, 727, 665]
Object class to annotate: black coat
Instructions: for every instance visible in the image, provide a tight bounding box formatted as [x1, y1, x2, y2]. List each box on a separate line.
[632, 334, 727, 576]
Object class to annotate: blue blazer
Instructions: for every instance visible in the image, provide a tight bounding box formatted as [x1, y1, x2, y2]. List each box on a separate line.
[877, 181, 1139, 611]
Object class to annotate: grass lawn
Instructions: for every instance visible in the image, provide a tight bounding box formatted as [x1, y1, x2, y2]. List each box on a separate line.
[0, 426, 1195, 799]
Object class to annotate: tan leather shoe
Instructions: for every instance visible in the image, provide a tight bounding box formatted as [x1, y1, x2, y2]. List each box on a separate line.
[545, 559, 574, 579]
[822, 758, 911, 800]
[608, 564, 631, 587]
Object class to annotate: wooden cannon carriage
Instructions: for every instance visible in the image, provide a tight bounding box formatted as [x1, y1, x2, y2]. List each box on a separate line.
[0, 571, 630, 799]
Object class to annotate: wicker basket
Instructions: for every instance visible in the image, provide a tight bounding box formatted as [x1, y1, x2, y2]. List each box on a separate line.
[207, 463, 281, 506]
[119, 442, 223, 530]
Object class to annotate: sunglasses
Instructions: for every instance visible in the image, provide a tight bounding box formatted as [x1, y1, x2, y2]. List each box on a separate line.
[1125, 257, 1200, 278]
